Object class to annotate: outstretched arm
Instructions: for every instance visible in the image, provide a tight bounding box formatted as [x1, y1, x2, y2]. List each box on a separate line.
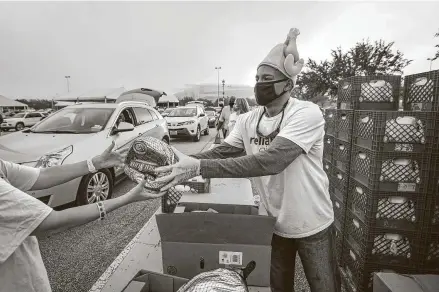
[190, 142, 245, 160]
[199, 137, 303, 178]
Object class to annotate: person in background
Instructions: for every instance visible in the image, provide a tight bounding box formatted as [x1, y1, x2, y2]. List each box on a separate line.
[216, 96, 236, 138]
[155, 28, 340, 292]
[0, 141, 164, 292]
[227, 97, 250, 135]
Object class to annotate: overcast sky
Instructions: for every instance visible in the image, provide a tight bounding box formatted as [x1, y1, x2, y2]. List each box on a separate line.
[0, 1, 438, 98]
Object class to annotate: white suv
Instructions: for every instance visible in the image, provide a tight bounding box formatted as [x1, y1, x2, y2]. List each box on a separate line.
[1, 111, 45, 131]
[165, 105, 209, 141]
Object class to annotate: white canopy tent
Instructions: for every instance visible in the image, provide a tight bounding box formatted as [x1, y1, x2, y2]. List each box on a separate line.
[54, 87, 126, 103]
[0, 95, 28, 111]
[157, 94, 179, 108]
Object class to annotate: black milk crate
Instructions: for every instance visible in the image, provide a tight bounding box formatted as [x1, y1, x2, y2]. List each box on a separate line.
[337, 75, 401, 110]
[323, 135, 335, 162]
[350, 145, 432, 193]
[335, 223, 344, 263]
[176, 177, 210, 193]
[332, 166, 349, 204]
[353, 110, 439, 153]
[331, 193, 346, 231]
[421, 233, 439, 273]
[334, 110, 354, 142]
[323, 159, 333, 179]
[344, 209, 423, 267]
[340, 240, 419, 292]
[161, 187, 183, 213]
[324, 108, 336, 136]
[425, 154, 439, 233]
[333, 138, 352, 172]
[347, 177, 427, 233]
[403, 70, 439, 112]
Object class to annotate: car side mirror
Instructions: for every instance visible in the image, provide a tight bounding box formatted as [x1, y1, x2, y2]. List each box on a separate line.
[199, 113, 205, 117]
[112, 122, 134, 135]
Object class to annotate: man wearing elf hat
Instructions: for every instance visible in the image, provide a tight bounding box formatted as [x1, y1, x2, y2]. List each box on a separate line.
[156, 28, 340, 292]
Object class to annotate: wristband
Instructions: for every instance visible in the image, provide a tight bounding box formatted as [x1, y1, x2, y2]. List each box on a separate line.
[96, 201, 106, 221]
[87, 159, 97, 173]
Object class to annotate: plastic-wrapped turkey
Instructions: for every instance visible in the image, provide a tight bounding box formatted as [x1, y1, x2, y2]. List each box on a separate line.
[124, 136, 179, 194]
[177, 261, 256, 292]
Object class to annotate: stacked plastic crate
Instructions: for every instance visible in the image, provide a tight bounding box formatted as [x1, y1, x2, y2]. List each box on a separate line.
[404, 70, 439, 276]
[332, 73, 439, 292]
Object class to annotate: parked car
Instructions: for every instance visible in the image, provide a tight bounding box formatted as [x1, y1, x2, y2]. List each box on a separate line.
[165, 105, 209, 141]
[1, 111, 46, 131]
[206, 110, 218, 128]
[0, 101, 170, 208]
[161, 108, 175, 118]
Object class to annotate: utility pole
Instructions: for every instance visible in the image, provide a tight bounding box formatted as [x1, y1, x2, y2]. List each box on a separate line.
[65, 76, 71, 92]
[215, 66, 221, 106]
[427, 58, 435, 71]
[222, 79, 225, 104]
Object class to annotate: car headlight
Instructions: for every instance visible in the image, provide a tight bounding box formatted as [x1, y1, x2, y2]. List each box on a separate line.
[181, 120, 195, 125]
[35, 146, 73, 168]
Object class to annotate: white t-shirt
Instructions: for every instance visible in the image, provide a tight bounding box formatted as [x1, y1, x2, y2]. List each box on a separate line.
[0, 160, 53, 292]
[219, 106, 232, 130]
[228, 112, 239, 134]
[225, 98, 334, 238]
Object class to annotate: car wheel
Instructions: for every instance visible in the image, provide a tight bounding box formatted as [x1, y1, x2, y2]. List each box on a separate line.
[193, 126, 201, 142]
[203, 126, 209, 135]
[15, 123, 24, 131]
[76, 169, 114, 206]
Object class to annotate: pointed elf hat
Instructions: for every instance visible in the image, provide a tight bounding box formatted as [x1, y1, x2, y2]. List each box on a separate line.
[258, 28, 304, 84]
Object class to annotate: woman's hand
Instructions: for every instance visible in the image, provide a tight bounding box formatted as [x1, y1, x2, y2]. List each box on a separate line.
[92, 141, 127, 170]
[126, 178, 167, 203]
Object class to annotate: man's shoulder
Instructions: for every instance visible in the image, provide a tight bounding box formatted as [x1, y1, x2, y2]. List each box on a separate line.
[238, 108, 261, 122]
[286, 99, 323, 118]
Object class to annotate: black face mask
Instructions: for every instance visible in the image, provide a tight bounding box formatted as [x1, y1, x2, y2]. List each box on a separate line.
[229, 102, 235, 107]
[254, 79, 288, 106]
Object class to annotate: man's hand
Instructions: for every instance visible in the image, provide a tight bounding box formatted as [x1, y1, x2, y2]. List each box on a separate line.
[92, 141, 127, 170]
[126, 179, 166, 203]
[155, 147, 200, 191]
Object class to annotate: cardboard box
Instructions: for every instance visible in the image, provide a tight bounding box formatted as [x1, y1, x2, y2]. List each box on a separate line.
[122, 270, 189, 292]
[373, 272, 439, 292]
[156, 202, 275, 287]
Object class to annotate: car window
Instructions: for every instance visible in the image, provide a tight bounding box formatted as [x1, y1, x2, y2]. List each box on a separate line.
[148, 109, 159, 120]
[32, 107, 115, 133]
[115, 108, 135, 126]
[133, 107, 154, 125]
[167, 108, 197, 117]
[27, 113, 39, 118]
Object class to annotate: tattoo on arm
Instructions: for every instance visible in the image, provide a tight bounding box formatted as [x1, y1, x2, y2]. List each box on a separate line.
[199, 137, 304, 178]
[190, 142, 245, 160]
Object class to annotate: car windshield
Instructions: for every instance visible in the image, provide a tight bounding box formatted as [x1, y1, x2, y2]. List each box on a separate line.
[206, 111, 216, 117]
[167, 108, 197, 117]
[31, 107, 115, 134]
[12, 113, 25, 118]
[164, 109, 174, 113]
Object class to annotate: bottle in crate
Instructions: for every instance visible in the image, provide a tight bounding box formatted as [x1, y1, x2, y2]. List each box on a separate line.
[333, 138, 352, 173]
[324, 108, 336, 136]
[323, 135, 334, 163]
[332, 166, 350, 204]
[334, 110, 354, 142]
[340, 238, 419, 292]
[353, 110, 439, 153]
[337, 75, 401, 111]
[403, 70, 439, 112]
[350, 145, 432, 193]
[347, 177, 426, 234]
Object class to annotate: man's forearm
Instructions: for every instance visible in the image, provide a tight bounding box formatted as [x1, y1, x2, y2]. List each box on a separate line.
[31, 157, 101, 190]
[190, 142, 245, 160]
[199, 137, 304, 178]
[32, 193, 132, 236]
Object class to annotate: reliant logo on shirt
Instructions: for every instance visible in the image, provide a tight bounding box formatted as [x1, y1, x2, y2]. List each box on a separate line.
[250, 137, 274, 146]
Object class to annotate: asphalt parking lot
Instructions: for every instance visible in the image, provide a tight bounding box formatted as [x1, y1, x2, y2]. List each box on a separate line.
[36, 128, 310, 292]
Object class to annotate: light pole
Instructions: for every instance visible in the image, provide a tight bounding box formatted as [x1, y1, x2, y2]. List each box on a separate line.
[427, 58, 435, 71]
[215, 66, 221, 106]
[65, 76, 71, 92]
[222, 79, 225, 104]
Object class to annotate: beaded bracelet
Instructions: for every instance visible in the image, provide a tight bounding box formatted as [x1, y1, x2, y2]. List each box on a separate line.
[96, 201, 107, 221]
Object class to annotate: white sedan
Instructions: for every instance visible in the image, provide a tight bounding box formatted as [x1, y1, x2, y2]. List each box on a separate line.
[1, 111, 45, 131]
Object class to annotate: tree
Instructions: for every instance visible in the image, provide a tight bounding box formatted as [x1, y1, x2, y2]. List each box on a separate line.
[295, 39, 412, 100]
[16, 99, 54, 110]
[179, 96, 194, 106]
[433, 30, 439, 61]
